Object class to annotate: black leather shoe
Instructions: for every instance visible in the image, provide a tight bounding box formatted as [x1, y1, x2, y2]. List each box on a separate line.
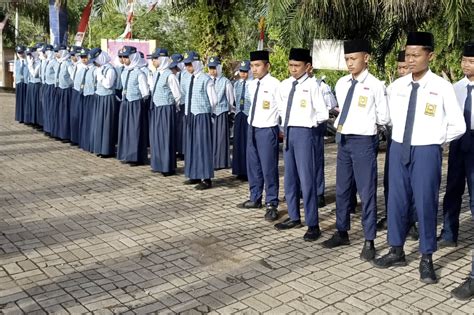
[304, 226, 321, 242]
[183, 179, 200, 185]
[237, 200, 262, 209]
[451, 277, 474, 300]
[162, 171, 176, 177]
[408, 224, 419, 241]
[438, 239, 457, 248]
[195, 180, 212, 190]
[264, 205, 278, 222]
[317, 195, 326, 208]
[274, 218, 302, 230]
[360, 240, 376, 261]
[376, 217, 387, 231]
[419, 258, 437, 284]
[372, 247, 407, 268]
[236, 175, 248, 181]
[321, 231, 350, 248]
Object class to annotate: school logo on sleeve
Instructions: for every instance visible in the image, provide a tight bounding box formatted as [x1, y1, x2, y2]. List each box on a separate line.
[300, 99, 307, 108]
[358, 96, 368, 107]
[262, 100, 270, 109]
[424, 103, 437, 117]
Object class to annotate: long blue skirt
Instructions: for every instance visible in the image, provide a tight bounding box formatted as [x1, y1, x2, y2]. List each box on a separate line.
[50, 87, 62, 137]
[184, 113, 214, 179]
[37, 84, 44, 127]
[88, 95, 99, 152]
[212, 111, 231, 170]
[117, 99, 149, 163]
[175, 104, 185, 155]
[92, 94, 119, 156]
[15, 82, 27, 123]
[79, 95, 95, 151]
[42, 84, 56, 133]
[150, 104, 176, 172]
[70, 89, 82, 145]
[232, 112, 248, 176]
[25, 83, 41, 125]
[57, 87, 71, 140]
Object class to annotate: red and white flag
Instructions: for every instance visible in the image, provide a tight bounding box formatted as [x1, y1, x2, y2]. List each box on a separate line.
[118, 0, 135, 39]
[74, 0, 94, 46]
[257, 17, 265, 50]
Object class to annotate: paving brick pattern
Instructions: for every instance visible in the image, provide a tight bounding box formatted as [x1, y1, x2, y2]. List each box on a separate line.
[0, 92, 473, 314]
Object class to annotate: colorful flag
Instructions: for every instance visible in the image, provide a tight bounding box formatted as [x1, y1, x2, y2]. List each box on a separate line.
[49, 0, 68, 45]
[74, 0, 94, 46]
[257, 17, 265, 50]
[118, 0, 135, 39]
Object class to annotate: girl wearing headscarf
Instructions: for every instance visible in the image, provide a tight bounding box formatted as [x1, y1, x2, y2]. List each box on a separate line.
[207, 57, 235, 170]
[180, 51, 218, 190]
[91, 49, 119, 157]
[169, 53, 187, 159]
[79, 51, 97, 151]
[42, 46, 58, 136]
[14, 45, 28, 123]
[116, 46, 150, 165]
[232, 60, 253, 180]
[148, 48, 181, 175]
[25, 47, 41, 126]
[69, 48, 88, 145]
[53, 47, 73, 141]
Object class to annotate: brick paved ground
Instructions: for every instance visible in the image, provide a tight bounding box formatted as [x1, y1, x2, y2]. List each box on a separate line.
[0, 92, 473, 314]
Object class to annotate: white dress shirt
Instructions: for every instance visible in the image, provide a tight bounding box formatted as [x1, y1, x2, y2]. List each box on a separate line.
[247, 73, 280, 128]
[389, 69, 466, 144]
[316, 77, 338, 109]
[334, 69, 390, 135]
[137, 70, 150, 98]
[453, 77, 474, 130]
[96, 66, 117, 89]
[278, 73, 329, 127]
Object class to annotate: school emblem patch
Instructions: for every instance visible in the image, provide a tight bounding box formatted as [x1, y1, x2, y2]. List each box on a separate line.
[241, 61, 246, 67]
[424, 103, 436, 117]
[262, 100, 270, 109]
[358, 96, 368, 107]
[300, 99, 307, 108]
[183, 52, 189, 59]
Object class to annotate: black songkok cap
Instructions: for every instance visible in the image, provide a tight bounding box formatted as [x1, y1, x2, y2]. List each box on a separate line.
[397, 50, 406, 62]
[343, 39, 371, 54]
[289, 48, 311, 63]
[250, 50, 269, 62]
[463, 42, 474, 57]
[406, 32, 434, 50]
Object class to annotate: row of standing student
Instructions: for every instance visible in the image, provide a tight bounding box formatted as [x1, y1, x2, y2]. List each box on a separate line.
[234, 34, 473, 300]
[13, 34, 474, 300]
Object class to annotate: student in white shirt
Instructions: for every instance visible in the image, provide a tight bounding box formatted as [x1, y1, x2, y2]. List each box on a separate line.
[273, 48, 328, 241]
[237, 50, 281, 222]
[322, 39, 390, 263]
[372, 32, 465, 284]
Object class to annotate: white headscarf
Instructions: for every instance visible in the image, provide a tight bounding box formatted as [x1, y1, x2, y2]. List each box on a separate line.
[124, 52, 141, 70]
[95, 51, 111, 66]
[57, 49, 70, 63]
[157, 56, 170, 71]
[216, 64, 223, 78]
[46, 50, 54, 60]
[190, 60, 203, 75]
[177, 62, 185, 71]
[137, 55, 149, 69]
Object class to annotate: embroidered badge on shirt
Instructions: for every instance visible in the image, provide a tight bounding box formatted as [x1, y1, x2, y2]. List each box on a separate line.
[300, 99, 307, 108]
[358, 96, 368, 107]
[424, 103, 437, 116]
[262, 100, 270, 109]
[240, 99, 244, 105]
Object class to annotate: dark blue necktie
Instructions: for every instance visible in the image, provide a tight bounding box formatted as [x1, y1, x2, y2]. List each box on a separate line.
[283, 80, 298, 150]
[239, 80, 246, 111]
[249, 80, 260, 127]
[401, 82, 420, 165]
[460, 84, 473, 152]
[152, 72, 161, 98]
[122, 69, 131, 101]
[335, 79, 358, 143]
[187, 74, 195, 115]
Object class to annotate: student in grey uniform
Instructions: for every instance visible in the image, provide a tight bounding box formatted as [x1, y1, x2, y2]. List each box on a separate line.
[170, 53, 186, 160]
[117, 46, 150, 165]
[14, 45, 28, 124]
[91, 48, 120, 157]
[25, 47, 42, 127]
[274, 48, 329, 241]
[322, 39, 390, 262]
[54, 45, 73, 141]
[148, 48, 181, 175]
[79, 50, 97, 152]
[69, 47, 86, 145]
[42, 45, 58, 136]
[207, 56, 235, 170]
[232, 60, 252, 180]
[180, 51, 217, 189]
[372, 32, 465, 284]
